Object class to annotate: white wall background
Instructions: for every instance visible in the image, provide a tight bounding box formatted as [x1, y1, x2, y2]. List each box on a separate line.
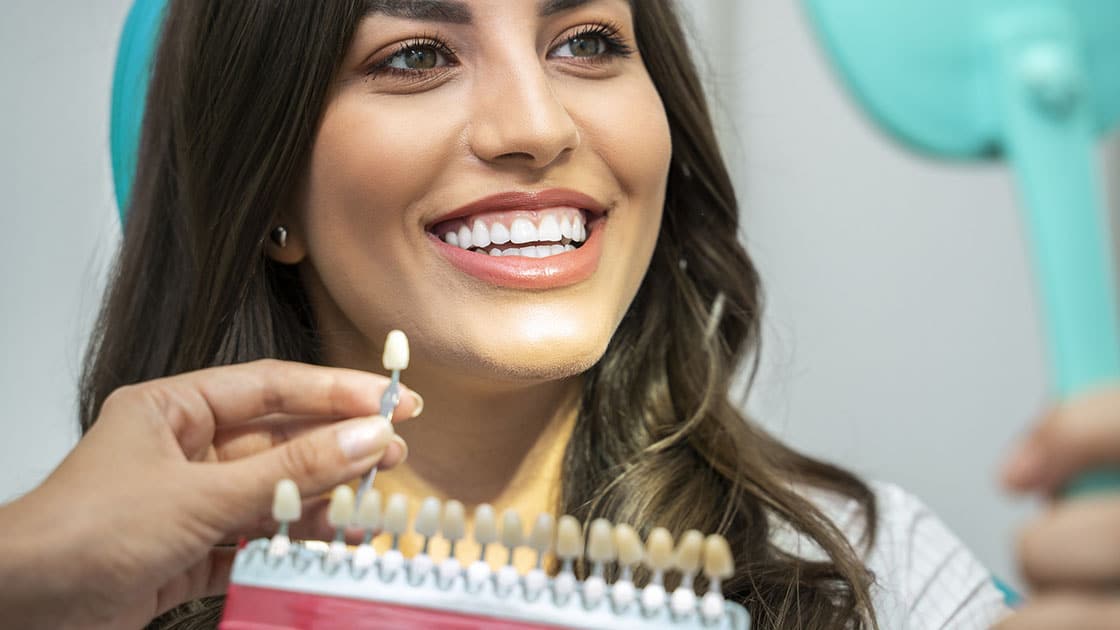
[2, 0, 1118, 593]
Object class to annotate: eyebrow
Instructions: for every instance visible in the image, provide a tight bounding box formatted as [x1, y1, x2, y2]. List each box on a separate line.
[363, 0, 595, 24]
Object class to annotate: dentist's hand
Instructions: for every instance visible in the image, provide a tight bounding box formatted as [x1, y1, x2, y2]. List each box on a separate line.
[0, 360, 421, 630]
[996, 386, 1120, 629]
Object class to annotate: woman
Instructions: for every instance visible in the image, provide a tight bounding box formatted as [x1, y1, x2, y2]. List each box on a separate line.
[3, 0, 1118, 628]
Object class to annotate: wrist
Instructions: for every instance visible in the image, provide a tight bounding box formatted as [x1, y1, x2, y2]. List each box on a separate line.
[0, 495, 80, 628]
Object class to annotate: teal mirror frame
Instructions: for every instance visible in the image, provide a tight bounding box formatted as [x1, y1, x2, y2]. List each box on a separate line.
[110, 0, 167, 220]
[802, 0, 1120, 495]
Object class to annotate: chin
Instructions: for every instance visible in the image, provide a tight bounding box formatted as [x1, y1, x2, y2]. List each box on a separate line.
[436, 308, 618, 385]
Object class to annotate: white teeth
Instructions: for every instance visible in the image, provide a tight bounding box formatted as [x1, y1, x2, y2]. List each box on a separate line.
[510, 218, 538, 244]
[559, 216, 573, 239]
[572, 217, 587, 243]
[550, 244, 565, 256]
[520, 247, 539, 259]
[489, 248, 501, 256]
[444, 231, 459, 247]
[489, 222, 511, 245]
[471, 220, 490, 248]
[457, 225, 472, 250]
[533, 245, 549, 257]
[503, 247, 520, 257]
[538, 215, 562, 242]
[564, 244, 575, 252]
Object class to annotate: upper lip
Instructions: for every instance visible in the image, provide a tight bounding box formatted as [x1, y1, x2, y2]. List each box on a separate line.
[426, 189, 609, 229]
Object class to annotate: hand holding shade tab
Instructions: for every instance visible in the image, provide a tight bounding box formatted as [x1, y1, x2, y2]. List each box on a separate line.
[801, 0, 1120, 495]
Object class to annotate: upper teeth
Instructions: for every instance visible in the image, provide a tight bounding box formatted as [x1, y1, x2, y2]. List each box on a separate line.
[440, 209, 588, 251]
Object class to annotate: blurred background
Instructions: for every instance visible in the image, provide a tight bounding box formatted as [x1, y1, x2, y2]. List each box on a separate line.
[2, 0, 1118, 590]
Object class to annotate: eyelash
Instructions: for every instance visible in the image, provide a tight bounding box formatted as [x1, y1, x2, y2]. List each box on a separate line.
[366, 21, 634, 80]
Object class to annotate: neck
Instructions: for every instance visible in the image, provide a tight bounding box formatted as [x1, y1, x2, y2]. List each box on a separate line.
[383, 372, 580, 513]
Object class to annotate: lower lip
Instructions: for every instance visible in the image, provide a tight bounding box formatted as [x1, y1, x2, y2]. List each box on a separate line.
[428, 220, 604, 290]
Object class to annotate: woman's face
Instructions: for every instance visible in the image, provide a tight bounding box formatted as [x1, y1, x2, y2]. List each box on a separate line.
[292, 0, 671, 385]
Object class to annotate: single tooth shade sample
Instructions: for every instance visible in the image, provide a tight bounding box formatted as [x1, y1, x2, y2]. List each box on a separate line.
[645, 527, 674, 571]
[327, 485, 356, 528]
[272, 479, 301, 522]
[473, 504, 498, 545]
[676, 529, 705, 574]
[415, 497, 442, 538]
[382, 330, 410, 370]
[528, 513, 554, 553]
[383, 493, 410, 535]
[586, 518, 616, 563]
[614, 523, 643, 567]
[442, 500, 466, 541]
[703, 534, 734, 579]
[354, 488, 382, 529]
[555, 515, 583, 559]
[500, 509, 523, 549]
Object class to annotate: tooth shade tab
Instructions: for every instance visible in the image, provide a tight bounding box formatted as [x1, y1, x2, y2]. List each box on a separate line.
[586, 518, 616, 563]
[645, 527, 674, 571]
[382, 330, 409, 370]
[354, 488, 382, 529]
[441, 500, 466, 541]
[272, 479, 301, 523]
[528, 513, 554, 554]
[613, 523, 643, 567]
[473, 504, 498, 545]
[500, 509, 523, 549]
[383, 493, 410, 535]
[703, 534, 734, 579]
[327, 485, 355, 528]
[675, 529, 705, 574]
[415, 497, 442, 538]
[555, 515, 583, 559]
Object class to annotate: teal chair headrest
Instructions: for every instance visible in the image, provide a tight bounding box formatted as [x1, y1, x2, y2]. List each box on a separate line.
[110, 0, 168, 222]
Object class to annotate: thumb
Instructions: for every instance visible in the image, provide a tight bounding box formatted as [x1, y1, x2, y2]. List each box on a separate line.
[213, 416, 396, 527]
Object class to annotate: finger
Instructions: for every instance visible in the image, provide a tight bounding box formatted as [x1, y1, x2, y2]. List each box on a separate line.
[1002, 386, 1120, 493]
[210, 416, 401, 530]
[994, 592, 1120, 630]
[107, 360, 421, 458]
[1017, 496, 1120, 589]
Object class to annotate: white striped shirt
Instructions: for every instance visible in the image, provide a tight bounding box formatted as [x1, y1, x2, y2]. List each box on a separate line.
[776, 481, 1012, 628]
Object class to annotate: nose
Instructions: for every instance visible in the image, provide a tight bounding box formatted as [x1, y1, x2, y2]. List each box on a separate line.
[468, 62, 580, 169]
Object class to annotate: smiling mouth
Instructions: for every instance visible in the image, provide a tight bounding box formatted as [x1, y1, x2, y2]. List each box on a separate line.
[429, 207, 589, 258]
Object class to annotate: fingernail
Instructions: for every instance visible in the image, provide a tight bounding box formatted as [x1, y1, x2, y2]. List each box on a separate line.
[337, 418, 392, 461]
[1002, 440, 1044, 488]
[408, 390, 424, 418]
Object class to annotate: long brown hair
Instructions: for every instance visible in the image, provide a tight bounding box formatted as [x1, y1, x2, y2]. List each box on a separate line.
[81, 1, 879, 628]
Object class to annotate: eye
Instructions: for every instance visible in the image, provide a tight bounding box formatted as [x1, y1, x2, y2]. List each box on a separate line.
[553, 34, 609, 58]
[384, 43, 450, 70]
[550, 23, 634, 61]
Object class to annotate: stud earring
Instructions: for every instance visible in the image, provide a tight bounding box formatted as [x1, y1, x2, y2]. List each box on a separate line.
[270, 226, 288, 248]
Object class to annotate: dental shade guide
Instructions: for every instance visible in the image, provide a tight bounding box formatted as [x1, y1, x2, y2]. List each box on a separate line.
[355, 329, 409, 507]
[225, 482, 751, 628]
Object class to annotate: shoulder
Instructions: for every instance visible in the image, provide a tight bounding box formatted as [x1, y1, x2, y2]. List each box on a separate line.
[795, 480, 1012, 629]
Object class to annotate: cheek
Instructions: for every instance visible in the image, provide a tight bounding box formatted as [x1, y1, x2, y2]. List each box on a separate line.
[574, 74, 672, 204]
[301, 94, 459, 242]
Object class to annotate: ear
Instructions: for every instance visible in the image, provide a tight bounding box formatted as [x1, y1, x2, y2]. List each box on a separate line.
[265, 223, 308, 265]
